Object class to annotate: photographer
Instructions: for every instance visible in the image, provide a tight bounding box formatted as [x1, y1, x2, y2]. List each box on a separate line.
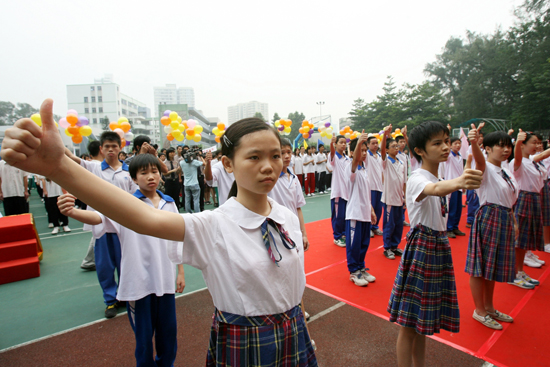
[179, 147, 205, 213]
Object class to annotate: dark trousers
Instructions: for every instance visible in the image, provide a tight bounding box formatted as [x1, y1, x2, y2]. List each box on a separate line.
[447, 190, 463, 231]
[345, 220, 371, 273]
[383, 205, 404, 250]
[95, 233, 121, 306]
[45, 196, 68, 226]
[326, 173, 332, 188]
[371, 190, 383, 230]
[164, 179, 180, 209]
[466, 189, 479, 225]
[36, 185, 43, 199]
[198, 175, 205, 211]
[331, 197, 347, 240]
[2, 196, 27, 216]
[317, 172, 326, 192]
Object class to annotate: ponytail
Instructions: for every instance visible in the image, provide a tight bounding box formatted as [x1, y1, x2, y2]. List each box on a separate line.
[228, 181, 238, 199]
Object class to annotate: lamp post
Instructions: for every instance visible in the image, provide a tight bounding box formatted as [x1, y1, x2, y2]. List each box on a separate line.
[316, 101, 325, 123]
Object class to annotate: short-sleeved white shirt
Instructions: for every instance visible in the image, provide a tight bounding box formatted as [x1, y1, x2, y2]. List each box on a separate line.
[0, 161, 27, 197]
[406, 169, 448, 232]
[44, 180, 64, 197]
[293, 156, 303, 175]
[206, 161, 235, 205]
[167, 197, 305, 316]
[316, 152, 327, 173]
[302, 154, 316, 174]
[80, 159, 137, 194]
[268, 169, 306, 217]
[511, 157, 545, 193]
[366, 150, 383, 192]
[329, 152, 350, 200]
[445, 151, 464, 181]
[397, 151, 410, 180]
[345, 163, 372, 222]
[479, 162, 518, 208]
[410, 155, 421, 173]
[94, 190, 179, 301]
[382, 156, 406, 206]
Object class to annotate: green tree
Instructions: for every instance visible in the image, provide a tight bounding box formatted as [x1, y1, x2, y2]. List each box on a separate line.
[101, 115, 110, 130]
[287, 111, 306, 143]
[272, 112, 281, 123]
[253, 112, 265, 121]
[0, 101, 15, 125]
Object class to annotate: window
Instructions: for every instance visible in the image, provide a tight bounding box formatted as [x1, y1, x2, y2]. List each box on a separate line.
[99, 107, 103, 113]
[121, 99, 127, 105]
[98, 96, 102, 102]
[122, 108, 127, 114]
[93, 118, 97, 124]
[98, 86, 102, 91]
[90, 86, 95, 91]
[84, 97, 88, 103]
[92, 108, 96, 113]
[85, 108, 89, 113]
[91, 96, 96, 102]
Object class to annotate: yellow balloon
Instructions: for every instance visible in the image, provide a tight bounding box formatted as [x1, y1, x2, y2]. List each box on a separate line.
[118, 117, 128, 123]
[326, 133, 333, 139]
[193, 135, 201, 142]
[177, 116, 182, 123]
[169, 111, 178, 121]
[284, 126, 291, 133]
[80, 126, 92, 137]
[175, 134, 184, 141]
[212, 127, 220, 136]
[320, 131, 326, 137]
[274, 120, 281, 127]
[185, 134, 192, 140]
[31, 113, 42, 126]
[172, 130, 182, 138]
[303, 126, 310, 133]
[170, 121, 180, 129]
[194, 125, 203, 134]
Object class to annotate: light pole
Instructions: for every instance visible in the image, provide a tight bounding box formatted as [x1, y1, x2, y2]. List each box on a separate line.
[316, 101, 325, 122]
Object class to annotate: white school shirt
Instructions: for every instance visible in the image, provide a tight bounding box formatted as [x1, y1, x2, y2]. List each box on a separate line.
[345, 162, 372, 222]
[94, 190, 179, 301]
[44, 180, 63, 198]
[397, 151, 410, 179]
[366, 150, 383, 192]
[80, 159, 138, 194]
[510, 157, 545, 193]
[326, 158, 333, 173]
[268, 169, 306, 217]
[479, 162, 518, 208]
[316, 152, 327, 173]
[167, 197, 305, 316]
[206, 161, 235, 205]
[445, 151, 463, 181]
[302, 154, 315, 174]
[329, 152, 350, 200]
[530, 155, 550, 179]
[293, 156, 303, 175]
[0, 160, 27, 197]
[35, 174, 44, 188]
[290, 155, 295, 171]
[410, 155, 421, 173]
[382, 156, 406, 206]
[406, 169, 448, 232]
[209, 159, 219, 187]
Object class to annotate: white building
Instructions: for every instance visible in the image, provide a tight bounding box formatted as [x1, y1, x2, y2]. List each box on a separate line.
[153, 84, 195, 116]
[227, 101, 268, 124]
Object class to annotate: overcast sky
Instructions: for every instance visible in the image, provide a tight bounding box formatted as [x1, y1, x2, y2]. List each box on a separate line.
[0, 0, 523, 125]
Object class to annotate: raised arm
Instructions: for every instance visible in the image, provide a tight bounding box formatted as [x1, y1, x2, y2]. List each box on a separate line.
[532, 148, 550, 162]
[514, 129, 526, 171]
[330, 135, 336, 160]
[65, 147, 81, 165]
[204, 152, 213, 181]
[469, 122, 486, 174]
[351, 131, 368, 173]
[380, 124, 392, 160]
[58, 194, 102, 225]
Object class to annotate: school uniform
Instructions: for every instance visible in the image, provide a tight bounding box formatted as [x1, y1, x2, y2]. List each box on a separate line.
[466, 146, 485, 225]
[206, 161, 235, 206]
[538, 157, 550, 226]
[330, 152, 350, 241]
[397, 151, 410, 222]
[294, 155, 304, 187]
[511, 157, 545, 251]
[81, 159, 138, 306]
[316, 152, 327, 193]
[0, 160, 28, 216]
[44, 179, 68, 227]
[345, 161, 372, 273]
[465, 162, 518, 282]
[367, 150, 383, 231]
[381, 156, 406, 250]
[94, 190, 180, 367]
[388, 169, 459, 335]
[167, 197, 317, 366]
[325, 159, 333, 189]
[303, 154, 316, 195]
[268, 168, 306, 217]
[445, 151, 464, 231]
[410, 155, 421, 173]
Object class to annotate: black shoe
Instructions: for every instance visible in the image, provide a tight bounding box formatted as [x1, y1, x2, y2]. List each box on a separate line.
[453, 229, 466, 236]
[392, 248, 404, 256]
[80, 264, 96, 271]
[105, 304, 118, 319]
[383, 249, 395, 260]
[447, 231, 456, 238]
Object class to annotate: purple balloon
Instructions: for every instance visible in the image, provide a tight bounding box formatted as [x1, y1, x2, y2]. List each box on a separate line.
[77, 116, 89, 126]
[325, 122, 331, 128]
[163, 110, 171, 117]
[126, 140, 131, 146]
[278, 126, 285, 131]
[346, 138, 350, 143]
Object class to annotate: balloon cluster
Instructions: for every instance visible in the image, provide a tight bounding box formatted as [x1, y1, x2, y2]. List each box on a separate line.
[212, 122, 226, 143]
[161, 110, 203, 142]
[109, 117, 134, 147]
[299, 120, 315, 139]
[274, 119, 292, 135]
[318, 122, 334, 139]
[339, 126, 361, 143]
[55, 110, 93, 144]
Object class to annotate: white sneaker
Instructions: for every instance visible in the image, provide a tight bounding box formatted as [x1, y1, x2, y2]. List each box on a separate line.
[545, 244, 550, 254]
[361, 269, 376, 283]
[524, 255, 542, 268]
[307, 194, 311, 197]
[518, 271, 540, 286]
[51, 227, 59, 235]
[333, 238, 346, 248]
[508, 277, 535, 289]
[63, 226, 71, 233]
[48, 223, 54, 228]
[527, 251, 545, 265]
[311, 193, 315, 196]
[370, 230, 374, 238]
[350, 271, 369, 286]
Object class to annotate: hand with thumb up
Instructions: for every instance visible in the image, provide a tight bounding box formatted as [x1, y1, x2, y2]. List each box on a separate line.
[460, 154, 483, 190]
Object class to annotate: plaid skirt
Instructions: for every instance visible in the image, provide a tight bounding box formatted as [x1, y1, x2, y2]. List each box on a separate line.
[387, 225, 459, 335]
[542, 179, 550, 226]
[514, 191, 544, 251]
[465, 203, 515, 282]
[206, 305, 317, 367]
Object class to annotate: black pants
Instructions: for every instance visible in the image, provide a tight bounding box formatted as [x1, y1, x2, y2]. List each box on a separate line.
[318, 172, 326, 192]
[164, 179, 181, 208]
[36, 185, 43, 199]
[198, 175, 205, 212]
[326, 173, 332, 188]
[45, 196, 68, 226]
[2, 196, 28, 216]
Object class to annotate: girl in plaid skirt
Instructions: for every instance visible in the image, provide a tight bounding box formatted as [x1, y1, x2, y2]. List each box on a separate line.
[387, 121, 482, 367]
[465, 128, 519, 330]
[532, 136, 550, 252]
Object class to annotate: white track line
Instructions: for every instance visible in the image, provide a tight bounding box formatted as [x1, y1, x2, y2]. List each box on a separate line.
[307, 302, 346, 323]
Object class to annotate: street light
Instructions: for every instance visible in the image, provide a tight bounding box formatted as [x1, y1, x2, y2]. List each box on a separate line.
[316, 101, 325, 122]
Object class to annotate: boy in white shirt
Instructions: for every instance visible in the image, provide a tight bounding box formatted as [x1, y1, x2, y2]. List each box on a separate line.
[330, 135, 351, 247]
[316, 145, 328, 194]
[366, 136, 384, 237]
[205, 155, 235, 206]
[445, 137, 465, 238]
[380, 126, 407, 260]
[396, 128, 411, 227]
[58, 154, 185, 366]
[0, 160, 29, 216]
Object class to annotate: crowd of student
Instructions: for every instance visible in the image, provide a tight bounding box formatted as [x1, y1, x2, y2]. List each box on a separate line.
[1, 101, 550, 367]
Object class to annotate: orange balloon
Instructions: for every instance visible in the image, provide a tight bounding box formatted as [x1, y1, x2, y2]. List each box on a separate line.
[302, 120, 308, 127]
[217, 122, 225, 131]
[121, 139, 126, 147]
[302, 133, 309, 138]
[66, 114, 78, 126]
[109, 122, 118, 131]
[68, 126, 80, 135]
[299, 128, 304, 134]
[71, 134, 83, 144]
[120, 121, 131, 133]
[167, 133, 174, 141]
[186, 128, 195, 136]
[161, 116, 170, 126]
[215, 136, 221, 143]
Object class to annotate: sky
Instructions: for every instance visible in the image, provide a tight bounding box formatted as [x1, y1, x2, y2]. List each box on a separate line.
[0, 0, 524, 125]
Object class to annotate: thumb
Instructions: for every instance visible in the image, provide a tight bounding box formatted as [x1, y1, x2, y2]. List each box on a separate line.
[519, 128, 523, 133]
[465, 154, 472, 169]
[40, 99, 56, 132]
[362, 129, 364, 134]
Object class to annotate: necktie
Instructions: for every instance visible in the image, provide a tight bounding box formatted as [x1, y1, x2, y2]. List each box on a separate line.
[260, 218, 297, 267]
[500, 169, 516, 193]
[438, 179, 448, 217]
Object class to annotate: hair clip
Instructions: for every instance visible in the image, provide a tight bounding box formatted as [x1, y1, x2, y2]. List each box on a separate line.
[222, 134, 233, 146]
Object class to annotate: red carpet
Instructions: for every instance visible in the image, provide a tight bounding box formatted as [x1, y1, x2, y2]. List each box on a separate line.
[304, 211, 550, 367]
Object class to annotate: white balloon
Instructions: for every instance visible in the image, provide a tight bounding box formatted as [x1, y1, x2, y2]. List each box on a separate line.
[124, 132, 134, 141]
[164, 126, 173, 133]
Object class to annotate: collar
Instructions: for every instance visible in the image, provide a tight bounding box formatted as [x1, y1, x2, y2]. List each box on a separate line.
[387, 156, 397, 164]
[279, 168, 295, 178]
[451, 151, 461, 158]
[368, 150, 380, 157]
[133, 189, 174, 203]
[219, 197, 286, 229]
[101, 159, 129, 171]
[357, 163, 364, 170]
[335, 152, 344, 159]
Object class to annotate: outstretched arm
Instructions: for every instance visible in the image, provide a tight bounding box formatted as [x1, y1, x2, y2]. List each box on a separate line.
[380, 125, 392, 160]
[58, 194, 102, 225]
[469, 122, 486, 174]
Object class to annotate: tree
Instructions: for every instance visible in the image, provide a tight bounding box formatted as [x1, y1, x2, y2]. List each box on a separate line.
[0, 101, 15, 125]
[13, 103, 39, 120]
[272, 112, 281, 123]
[287, 111, 306, 143]
[253, 112, 265, 121]
[101, 115, 110, 130]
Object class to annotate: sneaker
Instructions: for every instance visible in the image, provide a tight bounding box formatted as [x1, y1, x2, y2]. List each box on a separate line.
[307, 194, 311, 197]
[465, 223, 472, 228]
[472, 310, 503, 330]
[392, 248, 404, 256]
[105, 304, 118, 319]
[304, 311, 310, 321]
[452, 229, 466, 236]
[527, 251, 545, 265]
[349, 271, 369, 286]
[403, 221, 410, 227]
[508, 277, 535, 289]
[80, 264, 96, 271]
[48, 223, 54, 228]
[333, 238, 346, 248]
[361, 269, 376, 282]
[545, 244, 550, 254]
[518, 271, 540, 286]
[447, 231, 456, 238]
[384, 249, 395, 260]
[373, 229, 383, 236]
[370, 230, 374, 238]
[524, 255, 542, 268]
[487, 310, 513, 323]
[51, 227, 59, 235]
[63, 226, 71, 233]
[311, 193, 315, 196]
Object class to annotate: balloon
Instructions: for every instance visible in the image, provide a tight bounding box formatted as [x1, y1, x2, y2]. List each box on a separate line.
[193, 135, 201, 142]
[187, 119, 197, 128]
[212, 127, 220, 136]
[109, 122, 119, 131]
[124, 131, 134, 141]
[186, 128, 195, 136]
[302, 120, 309, 127]
[175, 134, 184, 141]
[121, 139, 126, 147]
[58, 117, 69, 129]
[170, 121, 180, 130]
[31, 113, 42, 126]
[325, 122, 331, 128]
[64, 128, 73, 137]
[345, 133, 351, 139]
[72, 134, 83, 144]
[346, 138, 350, 143]
[177, 116, 182, 123]
[178, 124, 186, 132]
[126, 140, 131, 146]
[284, 126, 291, 134]
[274, 120, 281, 127]
[114, 128, 125, 139]
[215, 136, 221, 143]
[161, 116, 170, 126]
[80, 126, 92, 137]
[194, 125, 203, 134]
[302, 133, 309, 138]
[278, 125, 284, 132]
[66, 114, 78, 126]
[303, 126, 310, 133]
[320, 131, 326, 137]
[164, 126, 173, 134]
[77, 116, 89, 127]
[67, 126, 80, 135]
[185, 134, 191, 140]
[163, 110, 171, 117]
[169, 111, 178, 121]
[67, 109, 78, 116]
[118, 117, 128, 124]
[327, 127, 333, 134]
[326, 133, 333, 139]
[217, 122, 225, 131]
[120, 121, 131, 132]
[167, 133, 174, 141]
[172, 130, 182, 138]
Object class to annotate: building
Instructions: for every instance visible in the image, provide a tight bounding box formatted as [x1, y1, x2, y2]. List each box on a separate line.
[153, 84, 195, 116]
[227, 101, 268, 124]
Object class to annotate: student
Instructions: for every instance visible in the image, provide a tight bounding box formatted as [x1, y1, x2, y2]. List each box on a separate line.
[330, 134, 351, 247]
[0, 159, 29, 216]
[316, 145, 328, 194]
[57, 154, 185, 367]
[345, 132, 377, 286]
[396, 128, 411, 227]
[366, 136, 384, 237]
[204, 150, 235, 207]
[293, 148, 304, 187]
[180, 150, 205, 214]
[65, 131, 139, 318]
[445, 137, 465, 238]
[510, 130, 549, 288]
[380, 126, 407, 260]
[303, 146, 316, 197]
[1, 104, 317, 366]
[42, 177, 70, 234]
[387, 121, 482, 367]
